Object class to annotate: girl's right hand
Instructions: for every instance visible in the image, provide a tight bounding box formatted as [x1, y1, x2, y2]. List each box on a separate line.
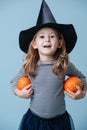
[13, 84, 34, 99]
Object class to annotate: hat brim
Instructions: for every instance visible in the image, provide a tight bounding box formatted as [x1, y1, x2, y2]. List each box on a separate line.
[19, 23, 77, 53]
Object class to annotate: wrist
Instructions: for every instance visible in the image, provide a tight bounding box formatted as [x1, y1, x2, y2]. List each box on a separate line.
[13, 88, 21, 97]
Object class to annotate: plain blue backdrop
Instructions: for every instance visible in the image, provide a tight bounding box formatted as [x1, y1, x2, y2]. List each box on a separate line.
[0, 0, 87, 130]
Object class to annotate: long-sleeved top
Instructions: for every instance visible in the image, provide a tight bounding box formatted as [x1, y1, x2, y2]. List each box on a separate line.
[10, 61, 87, 118]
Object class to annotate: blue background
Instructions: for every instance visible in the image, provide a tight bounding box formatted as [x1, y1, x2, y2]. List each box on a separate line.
[0, 0, 87, 130]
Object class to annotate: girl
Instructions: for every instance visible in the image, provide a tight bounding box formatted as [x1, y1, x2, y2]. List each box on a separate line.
[10, 0, 87, 130]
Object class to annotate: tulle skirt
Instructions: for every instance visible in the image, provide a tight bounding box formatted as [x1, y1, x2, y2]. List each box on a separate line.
[18, 109, 74, 130]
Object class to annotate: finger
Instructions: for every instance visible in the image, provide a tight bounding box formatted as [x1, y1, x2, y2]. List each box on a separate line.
[75, 86, 86, 95]
[24, 84, 32, 90]
[28, 89, 34, 95]
[28, 87, 33, 92]
[65, 91, 74, 99]
[65, 89, 75, 95]
[76, 85, 82, 91]
[64, 90, 77, 99]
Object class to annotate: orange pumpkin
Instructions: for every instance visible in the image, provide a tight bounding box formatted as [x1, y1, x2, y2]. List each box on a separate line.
[64, 76, 83, 93]
[17, 76, 31, 90]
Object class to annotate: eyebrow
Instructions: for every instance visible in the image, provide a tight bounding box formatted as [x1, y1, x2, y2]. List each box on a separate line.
[37, 31, 56, 35]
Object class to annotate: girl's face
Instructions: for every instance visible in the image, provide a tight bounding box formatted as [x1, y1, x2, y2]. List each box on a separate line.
[32, 27, 63, 61]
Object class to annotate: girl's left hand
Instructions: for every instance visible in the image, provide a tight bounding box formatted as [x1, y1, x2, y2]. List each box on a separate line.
[65, 86, 87, 99]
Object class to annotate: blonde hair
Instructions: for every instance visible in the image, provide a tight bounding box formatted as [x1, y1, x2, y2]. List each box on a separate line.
[23, 28, 69, 77]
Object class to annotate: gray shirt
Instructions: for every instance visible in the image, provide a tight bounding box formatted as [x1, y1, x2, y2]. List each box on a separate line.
[10, 61, 87, 118]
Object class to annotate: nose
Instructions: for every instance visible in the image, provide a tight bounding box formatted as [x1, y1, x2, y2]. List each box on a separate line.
[45, 36, 50, 42]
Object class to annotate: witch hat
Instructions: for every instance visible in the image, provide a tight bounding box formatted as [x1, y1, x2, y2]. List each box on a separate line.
[19, 0, 77, 53]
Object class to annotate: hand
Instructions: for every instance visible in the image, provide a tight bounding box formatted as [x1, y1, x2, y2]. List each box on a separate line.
[64, 85, 86, 99]
[13, 84, 34, 99]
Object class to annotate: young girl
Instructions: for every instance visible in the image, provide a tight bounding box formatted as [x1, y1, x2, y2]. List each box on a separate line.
[10, 0, 87, 130]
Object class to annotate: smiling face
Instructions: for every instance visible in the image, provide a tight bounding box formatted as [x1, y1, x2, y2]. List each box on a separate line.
[32, 27, 63, 61]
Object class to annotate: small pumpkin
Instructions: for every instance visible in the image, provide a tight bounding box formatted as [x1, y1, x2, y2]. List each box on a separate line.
[17, 76, 31, 90]
[64, 76, 83, 93]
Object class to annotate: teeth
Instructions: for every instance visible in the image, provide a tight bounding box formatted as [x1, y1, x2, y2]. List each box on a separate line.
[44, 46, 51, 48]
[44, 45, 51, 48]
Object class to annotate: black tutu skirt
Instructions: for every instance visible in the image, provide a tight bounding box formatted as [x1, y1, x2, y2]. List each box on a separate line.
[18, 109, 74, 130]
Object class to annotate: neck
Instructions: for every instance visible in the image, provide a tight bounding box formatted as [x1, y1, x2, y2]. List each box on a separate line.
[39, 56, 54, 62]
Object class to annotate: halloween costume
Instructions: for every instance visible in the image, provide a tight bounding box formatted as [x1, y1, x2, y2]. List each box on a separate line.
[11, 61, 87, 130]
[10, 0, 87, 130]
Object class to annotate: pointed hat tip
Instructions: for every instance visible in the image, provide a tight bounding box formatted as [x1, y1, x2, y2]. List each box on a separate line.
[36, 0, 56, 25]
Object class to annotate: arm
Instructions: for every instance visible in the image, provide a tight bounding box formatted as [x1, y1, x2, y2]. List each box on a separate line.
[65, 62, 87, 99]
[10, 68, 33, 99]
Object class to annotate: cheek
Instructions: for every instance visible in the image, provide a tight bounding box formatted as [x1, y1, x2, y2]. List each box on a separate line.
[53, 41, 59, 48]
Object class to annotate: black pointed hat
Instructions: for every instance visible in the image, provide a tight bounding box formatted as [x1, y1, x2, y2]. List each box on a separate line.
[19, 0, 77, 53]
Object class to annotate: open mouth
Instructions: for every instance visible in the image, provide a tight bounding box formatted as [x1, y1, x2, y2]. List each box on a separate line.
[43, 45, 51, 48]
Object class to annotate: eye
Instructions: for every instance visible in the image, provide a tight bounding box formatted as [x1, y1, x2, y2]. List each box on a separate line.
[50, 35, 55, 38]
[39, 35, 45, 38]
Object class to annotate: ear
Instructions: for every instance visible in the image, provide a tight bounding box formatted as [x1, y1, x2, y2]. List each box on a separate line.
[32, 41, 37, 49]
[58, 40, 63, 48]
